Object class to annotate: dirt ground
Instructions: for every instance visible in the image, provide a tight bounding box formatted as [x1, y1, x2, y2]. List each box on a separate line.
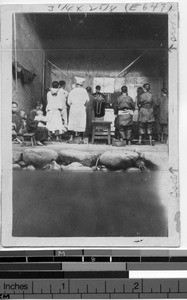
[13, 141, 168, 169]
[13, 140, 168, 155]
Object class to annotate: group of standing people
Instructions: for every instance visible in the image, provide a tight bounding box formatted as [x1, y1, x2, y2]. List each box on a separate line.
[12, 79, 107, 145]
[114, 84, 168, 146]
[12, 79, 168, 146]
[44, 78, 107, 144]
[43, 78, 107, 144]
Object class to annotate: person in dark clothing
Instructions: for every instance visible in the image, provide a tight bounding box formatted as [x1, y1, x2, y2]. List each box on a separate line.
[138, 83, 155, 146]
[12, 102, 23, 134]
[114, 86, 135, 146]
[41, 88, 50, 115]
[26, 102, 49, 146]
[133, 87, 144, 139]
[85, 86, 95, 139]
[157, 88, 168, 143]
[93, 85, 106, 120]
[59, 80, 69, 127]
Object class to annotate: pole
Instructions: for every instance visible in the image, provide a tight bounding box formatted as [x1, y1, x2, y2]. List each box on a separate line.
[47, 60, 68, 77]
[13, 13, 18, 93]
[42, 52, 46, 99]
[116, 52, 146, 77]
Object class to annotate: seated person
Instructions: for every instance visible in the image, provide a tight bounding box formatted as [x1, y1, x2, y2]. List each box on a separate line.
[12, 123, 17, 140]
[12, 102, 23, 134]
[12, 102, 26, 143]
[34, 109, 47, 127]
[12, 122, 22, 144]
[20, 110, 27, 119]
[26, 102, 49, 146]
[19, 110, 27, 134]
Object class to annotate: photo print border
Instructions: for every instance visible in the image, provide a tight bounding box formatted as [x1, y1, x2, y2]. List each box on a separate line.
[1, 2, 179, 247]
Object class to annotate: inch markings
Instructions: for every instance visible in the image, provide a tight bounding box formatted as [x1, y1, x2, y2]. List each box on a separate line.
[1, 279, 185, 298]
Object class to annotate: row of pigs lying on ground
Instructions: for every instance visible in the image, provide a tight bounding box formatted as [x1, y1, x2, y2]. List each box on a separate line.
[12, 147, 162, 172]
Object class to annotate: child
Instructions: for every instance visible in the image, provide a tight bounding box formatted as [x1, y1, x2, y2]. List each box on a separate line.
[19, 110, 27, 134]
[34, 109, 47, 127]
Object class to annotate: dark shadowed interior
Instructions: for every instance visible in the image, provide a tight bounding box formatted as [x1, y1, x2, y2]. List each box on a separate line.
[13, 13, 168, 109]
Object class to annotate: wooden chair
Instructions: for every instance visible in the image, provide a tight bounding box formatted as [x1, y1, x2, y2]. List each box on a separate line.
[91, 121, 112, 145]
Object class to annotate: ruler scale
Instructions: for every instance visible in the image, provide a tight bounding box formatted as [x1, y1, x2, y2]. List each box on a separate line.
[0, 251, 187, 298]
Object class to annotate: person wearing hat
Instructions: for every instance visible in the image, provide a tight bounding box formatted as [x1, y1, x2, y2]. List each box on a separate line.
[46, 81, 65, 141]
[114, 86, 135, 146]
[157, 88, 168, 143]
[138, 83, 155, 146]
[67, 77, 89, 143]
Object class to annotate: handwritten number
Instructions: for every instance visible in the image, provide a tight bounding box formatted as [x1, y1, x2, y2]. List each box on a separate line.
[89, 4, 98, 11]
[110, 5, 117, 12]
[48, 5, 54, 12]
[143, 4, 148, 11]
[150, 3, 158, 12]
[47, 3, 174, 13]
[160, 3, 166, 12]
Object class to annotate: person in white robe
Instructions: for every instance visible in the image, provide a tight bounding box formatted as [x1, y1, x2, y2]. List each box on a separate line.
[46, 81, 66, 141]
[59, 80, 69, 127]
[67, 77, 89, 143]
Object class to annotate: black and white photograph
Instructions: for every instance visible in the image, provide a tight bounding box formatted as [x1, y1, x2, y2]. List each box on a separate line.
[1, 2, 179, 247]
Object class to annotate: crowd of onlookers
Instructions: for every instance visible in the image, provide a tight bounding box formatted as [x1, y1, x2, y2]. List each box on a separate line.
[113, 84, 168, 146]
[12, 78, 168, 146]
